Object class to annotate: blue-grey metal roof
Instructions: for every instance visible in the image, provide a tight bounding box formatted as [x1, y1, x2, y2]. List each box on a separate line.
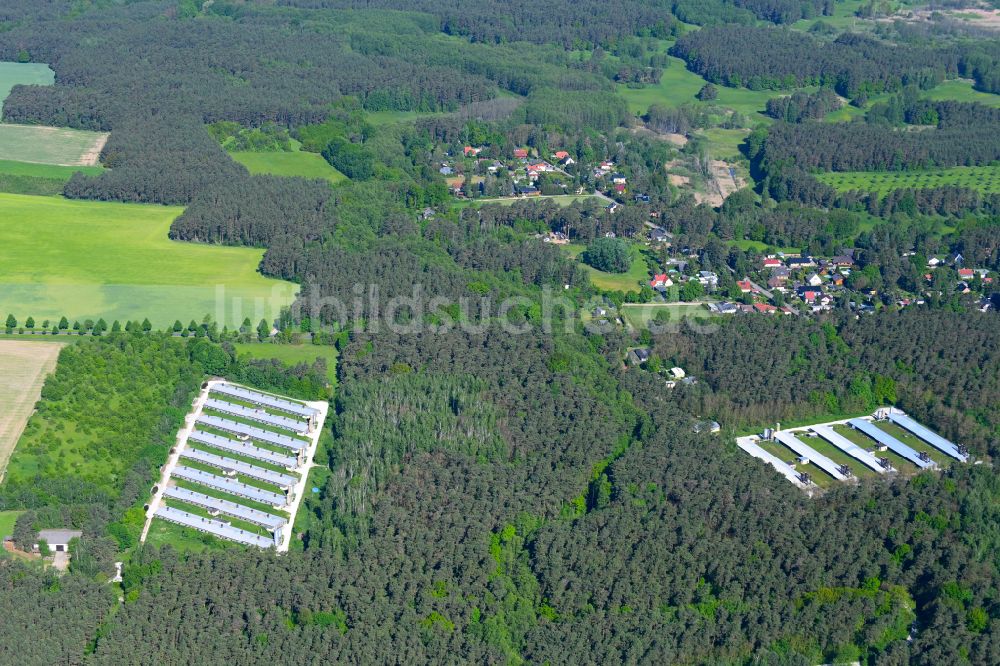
[774, 431, 850, 481]
[180, 448, 298, 488]
[163, 486, 286, 530]
[197, 415, 307, 452]
[172, 465, 288, 506]
[886, 412, 968, 462]
[155, 506, 275, 548]
[736, 439, 812, 489]
[849, 418, 936, 469]
[204, 398, 308, 433]
[213, 383, 318, 418]
[188, 430, 298, 469]
[812, 425, 891, 474]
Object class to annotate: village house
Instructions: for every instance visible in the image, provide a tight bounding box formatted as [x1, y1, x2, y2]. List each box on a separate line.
[698, 271, 719, 289]
[737, 279, 753, 293]
[767, 276, 787, 291]
[753, 303, 777, 314]
[763, 257, 783, 269]
[628, 348, 651, 365]
[787, 256, 816, 269]
[513, 148, 529, 160]
[650, 274, 673, 289]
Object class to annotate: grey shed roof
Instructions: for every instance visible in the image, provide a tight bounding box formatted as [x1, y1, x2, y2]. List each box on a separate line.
[37, 529, 82, 544]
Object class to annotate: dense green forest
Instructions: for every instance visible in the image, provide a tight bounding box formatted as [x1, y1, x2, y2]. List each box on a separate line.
[0, 1, 998, 664]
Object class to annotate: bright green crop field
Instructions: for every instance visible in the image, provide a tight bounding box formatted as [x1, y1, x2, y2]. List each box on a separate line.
[816, 165, 1000, 196]
[0, 158, 103, 180]
[0, 193, 296, 326]
[0, 62, 53, 108]
[231, 146, 347, 184]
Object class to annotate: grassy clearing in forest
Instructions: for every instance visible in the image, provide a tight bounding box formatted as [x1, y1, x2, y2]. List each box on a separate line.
[232, 343, 339, 385]
[0, 193, 296, 327]
[0, 62, 53, 107]
[230, 145, 347, 184]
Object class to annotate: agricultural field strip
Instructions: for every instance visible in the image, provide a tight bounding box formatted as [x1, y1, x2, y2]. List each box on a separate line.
[0, 124, 109, 167]
[0, 341, 63, 481]
[816, 165, 1000, 195]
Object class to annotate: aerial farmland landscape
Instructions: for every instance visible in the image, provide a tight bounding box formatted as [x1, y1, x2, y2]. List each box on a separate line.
[0, 1, 997, 664]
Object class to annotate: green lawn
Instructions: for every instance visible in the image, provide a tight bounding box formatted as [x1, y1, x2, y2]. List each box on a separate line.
[0, 124, 107, 167]
[620, 303, 715, 328]
[233, 343, 338, 385]
[145, 518, 238, 553]
[816, 165, 1000, 196]
[0, 193, 296, 326]
[0, 62, 53, 109]
[231, 146, 346, 184]
[727, 239, 801, 254]
[563, 243, 649, 293]
[0, 509, 23, 539]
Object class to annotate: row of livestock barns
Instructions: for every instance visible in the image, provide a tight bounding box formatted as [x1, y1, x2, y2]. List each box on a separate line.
[736, 408, 969, 493]
[147, 381, 324, 550]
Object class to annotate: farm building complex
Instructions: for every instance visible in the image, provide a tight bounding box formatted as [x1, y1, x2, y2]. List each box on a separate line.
[736, 408, 969, 494]
[142, 380, 327, 551]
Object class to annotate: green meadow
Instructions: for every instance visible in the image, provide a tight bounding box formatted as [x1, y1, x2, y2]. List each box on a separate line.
[0, 193, 296, 326]
[618, 55, 798, 123]
[816, 165, 1000, 196]
[919, 79, 1000, 107]
[0, 62, 53, 108]
[233, 342, 339, 385]
[564, 243, 649, 293]
[231, 145, 346, 184]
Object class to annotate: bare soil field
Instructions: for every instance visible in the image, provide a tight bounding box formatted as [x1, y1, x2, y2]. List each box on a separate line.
[0, 340, 63, 480]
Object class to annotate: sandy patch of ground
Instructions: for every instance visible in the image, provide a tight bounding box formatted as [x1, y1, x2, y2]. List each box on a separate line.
[692, 160, 747, 207]
[668, 174, 690, 186]
[891, 7, 1000, 31]
[0, 341, 63, 481]
[79, 132, 108, 166]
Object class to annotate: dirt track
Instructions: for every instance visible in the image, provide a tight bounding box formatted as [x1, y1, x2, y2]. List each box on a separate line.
[0, 341, 63, 481]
